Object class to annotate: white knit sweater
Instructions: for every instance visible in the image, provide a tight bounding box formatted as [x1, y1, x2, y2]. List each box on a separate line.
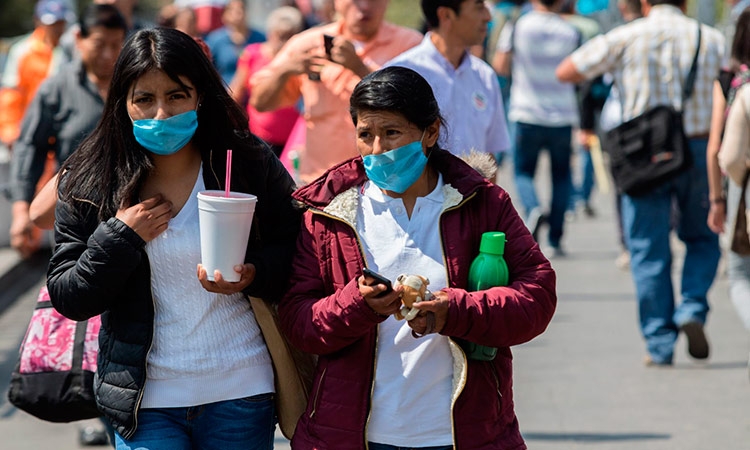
[141, 169, 274, 408]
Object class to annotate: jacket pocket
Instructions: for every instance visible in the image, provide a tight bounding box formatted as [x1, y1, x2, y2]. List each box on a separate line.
[309, 365, 327, 419]
[489, 362, 503, 416]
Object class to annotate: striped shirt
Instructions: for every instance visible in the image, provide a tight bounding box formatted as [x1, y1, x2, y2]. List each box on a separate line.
[569, 5, 725, 136]
[498, 10, 581, 127]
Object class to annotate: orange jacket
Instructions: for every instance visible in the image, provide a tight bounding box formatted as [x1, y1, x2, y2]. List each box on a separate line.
[0, 28, 62, 145]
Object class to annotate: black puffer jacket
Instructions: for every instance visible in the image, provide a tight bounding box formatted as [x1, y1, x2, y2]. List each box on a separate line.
[47, 142, 301, 439]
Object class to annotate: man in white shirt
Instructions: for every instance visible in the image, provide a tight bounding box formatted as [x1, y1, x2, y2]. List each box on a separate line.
[386, 0, 510, 160]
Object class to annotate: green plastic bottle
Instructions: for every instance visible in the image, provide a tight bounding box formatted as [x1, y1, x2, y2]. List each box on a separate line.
[458, 231, 509, 361]
[288, 150, 302, 186]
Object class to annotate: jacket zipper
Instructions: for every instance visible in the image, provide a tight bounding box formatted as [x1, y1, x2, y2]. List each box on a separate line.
[306, 208, 377, 449]
[364, 321, 380, 450]
[490, 362, 503, 409]
[126, 258, 157, 440]
[437, 190, 477, 449]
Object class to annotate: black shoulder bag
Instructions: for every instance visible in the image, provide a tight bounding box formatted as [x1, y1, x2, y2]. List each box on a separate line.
[603, 24, 702, 197]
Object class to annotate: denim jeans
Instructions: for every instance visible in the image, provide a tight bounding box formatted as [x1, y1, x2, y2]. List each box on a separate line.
[513, 122, 572, 247]
[620, 138, 720, 364]
[115, 393, 276, 450]
[569, 145, 594, 209]
[368, 443, 453, 450]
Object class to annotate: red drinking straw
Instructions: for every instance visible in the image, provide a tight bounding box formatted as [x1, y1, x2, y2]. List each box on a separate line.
[225, 149, 232, 197]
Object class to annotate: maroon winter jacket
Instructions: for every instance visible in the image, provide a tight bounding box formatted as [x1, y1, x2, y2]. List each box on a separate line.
[279, 150, 556, 449]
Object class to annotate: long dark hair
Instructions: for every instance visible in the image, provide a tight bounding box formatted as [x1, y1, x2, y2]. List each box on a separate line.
[732, 8, 750, 68]
[349, 66, 445, 151]
[60, 27, 255, 220]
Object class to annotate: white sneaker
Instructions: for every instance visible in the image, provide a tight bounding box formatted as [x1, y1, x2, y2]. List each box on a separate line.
[526, 207, 546, 241]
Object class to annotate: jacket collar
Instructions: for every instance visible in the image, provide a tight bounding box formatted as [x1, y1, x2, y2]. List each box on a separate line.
[293, 149, 491, 224]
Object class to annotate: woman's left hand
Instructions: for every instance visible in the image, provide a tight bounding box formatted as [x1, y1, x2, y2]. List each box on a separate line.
[408, 290, 450, 336]
[197, 263, 256, 294]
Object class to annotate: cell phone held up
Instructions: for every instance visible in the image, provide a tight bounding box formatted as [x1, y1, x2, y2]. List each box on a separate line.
[308, 34, 334, 82]
[362, 268, 393, 298]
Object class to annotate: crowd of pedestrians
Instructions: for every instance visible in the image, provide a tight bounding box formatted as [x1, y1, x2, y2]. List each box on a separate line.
[2, 0, 750, 449]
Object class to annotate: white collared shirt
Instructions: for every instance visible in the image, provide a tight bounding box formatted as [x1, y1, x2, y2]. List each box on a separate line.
[356, 176, 453, 447]
[386, 33, 510, 156]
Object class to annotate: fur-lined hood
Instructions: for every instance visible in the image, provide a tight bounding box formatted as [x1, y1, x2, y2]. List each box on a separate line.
[292, 149, 496, 223]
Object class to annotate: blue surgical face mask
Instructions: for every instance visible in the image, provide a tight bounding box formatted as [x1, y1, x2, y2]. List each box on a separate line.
[362, 133, 428, 194]
[131, 109, 198, 156]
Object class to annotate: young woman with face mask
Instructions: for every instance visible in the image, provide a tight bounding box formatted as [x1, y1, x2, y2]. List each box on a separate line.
[278, 66, 557, 450]
[46, 27, 301, 449]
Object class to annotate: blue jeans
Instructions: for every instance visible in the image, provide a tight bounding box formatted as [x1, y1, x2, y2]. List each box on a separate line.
[620, 138, 720, 364]
[495, 84, 514, 168]
[115, 394, 276, 450]
[368, 444, 452, 450]
[569, 145, 595, 209]
[513, 122, 572, 247]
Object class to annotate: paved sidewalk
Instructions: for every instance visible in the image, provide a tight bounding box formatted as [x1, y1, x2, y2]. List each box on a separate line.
[0, 161, 748, 449]
[512, 194, 750, 449]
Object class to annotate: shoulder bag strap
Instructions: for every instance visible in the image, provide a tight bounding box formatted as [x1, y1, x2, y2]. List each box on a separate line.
[616, 21, 703, 118]
[72, 319, 88, 375]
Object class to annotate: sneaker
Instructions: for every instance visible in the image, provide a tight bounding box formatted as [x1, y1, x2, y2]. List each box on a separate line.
[549, 245, 567, 258]
[525, 208, 547, 241]
[679, 321, 709, 360]
[582, 202, 596, 218]
[643, 355, 673, 367]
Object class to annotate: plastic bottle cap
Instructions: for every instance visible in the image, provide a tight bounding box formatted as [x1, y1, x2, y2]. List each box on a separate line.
[479, 231, 506, 255]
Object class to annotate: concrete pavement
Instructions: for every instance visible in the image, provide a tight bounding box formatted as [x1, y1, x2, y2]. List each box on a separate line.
[0, 160, 748, 449]
[511, 192, 750, 449]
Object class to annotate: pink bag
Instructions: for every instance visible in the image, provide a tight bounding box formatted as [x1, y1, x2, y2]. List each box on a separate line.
[7, 286, 101, 422]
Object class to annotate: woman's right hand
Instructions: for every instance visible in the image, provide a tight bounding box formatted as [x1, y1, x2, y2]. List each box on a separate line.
[115, 195, 172, 242]
[358, 276, 403, 317]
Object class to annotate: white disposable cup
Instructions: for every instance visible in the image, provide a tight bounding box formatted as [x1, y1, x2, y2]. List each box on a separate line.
[197, 190, 257, 282]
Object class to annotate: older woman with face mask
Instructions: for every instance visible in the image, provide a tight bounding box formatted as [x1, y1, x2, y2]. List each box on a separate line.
[279, 66, 557, 450]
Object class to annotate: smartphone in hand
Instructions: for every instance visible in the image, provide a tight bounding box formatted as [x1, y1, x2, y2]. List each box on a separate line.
[362, 268, 393, 297]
